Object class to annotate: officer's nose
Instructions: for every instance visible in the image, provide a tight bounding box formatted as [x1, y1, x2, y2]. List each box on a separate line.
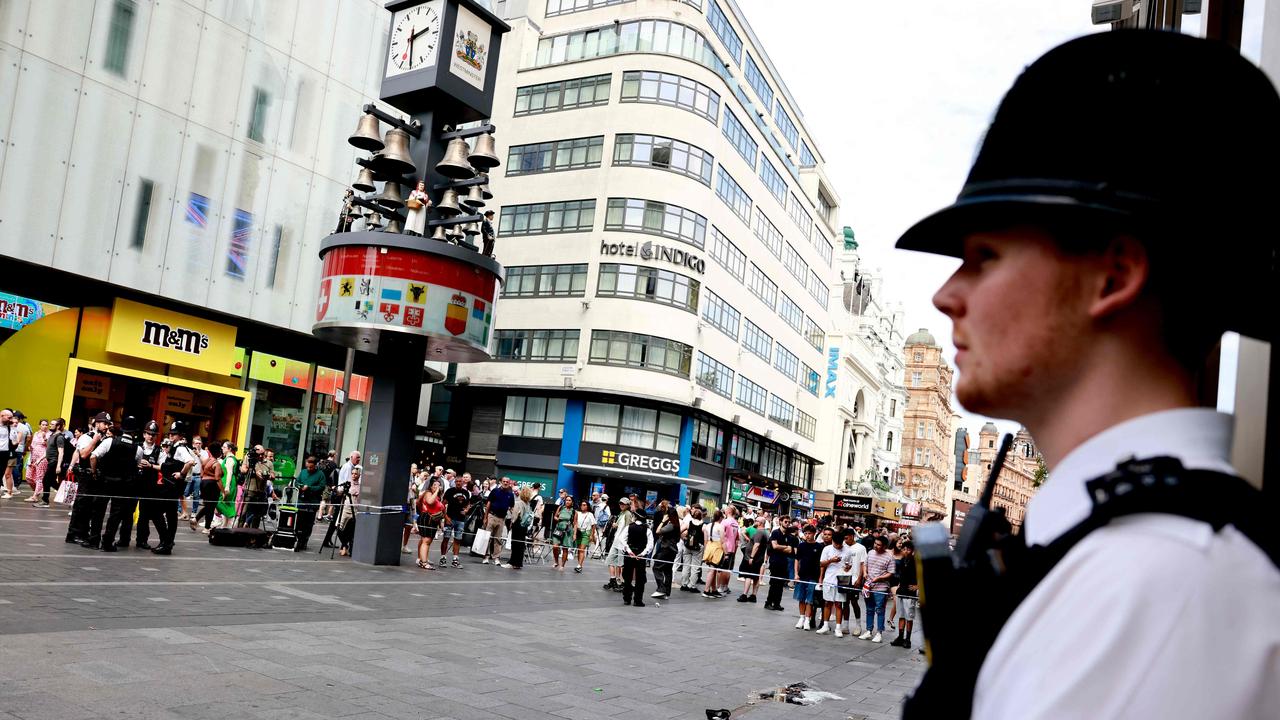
[933, 269, 966, 321]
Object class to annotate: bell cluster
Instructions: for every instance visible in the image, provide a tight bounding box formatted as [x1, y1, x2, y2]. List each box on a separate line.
[343, 106, 500, 249]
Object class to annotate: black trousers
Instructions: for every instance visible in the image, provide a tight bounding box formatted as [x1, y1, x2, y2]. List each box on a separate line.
[622, 555, 648, 603]
[508, 521, 527, 568]
[295, 503, 317, 549]
[41, 463, 63, 505]
[194, 480, 220, 530]
[767, 577, 788, 608]
[100, 479, 135, 547]
[243, 491, 267, 528]
[86, 494, 110, 546]
[156, 494, 179, 548]
[135, 494, 161, 546]
[653, 547, 677, 595]
[66, 469, 96, 541]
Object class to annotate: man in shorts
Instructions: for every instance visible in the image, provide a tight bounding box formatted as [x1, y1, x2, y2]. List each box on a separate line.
[603, 496, 633, 591]
[439, 472, 470, 568]
[792, 525, 823, 630]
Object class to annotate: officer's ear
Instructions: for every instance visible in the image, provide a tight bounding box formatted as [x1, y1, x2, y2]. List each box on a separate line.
[1086, 233, 1149, 322]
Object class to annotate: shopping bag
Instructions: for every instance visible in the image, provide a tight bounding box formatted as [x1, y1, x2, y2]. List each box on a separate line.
[470, 528, 492, 555]
[55, 480, 77, 505]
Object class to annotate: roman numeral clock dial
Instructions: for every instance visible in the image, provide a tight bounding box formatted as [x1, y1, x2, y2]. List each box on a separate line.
[387, 2, 441, 77]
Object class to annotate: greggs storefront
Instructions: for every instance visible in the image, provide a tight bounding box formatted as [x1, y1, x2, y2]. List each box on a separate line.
[0, 291, 373, 476]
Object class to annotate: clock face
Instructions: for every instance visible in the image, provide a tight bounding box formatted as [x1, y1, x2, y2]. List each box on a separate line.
[387, 1, 442, 78]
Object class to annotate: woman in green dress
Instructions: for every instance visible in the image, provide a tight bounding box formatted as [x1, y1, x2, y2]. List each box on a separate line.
[550, 495, 575, 571]
[215, 441, 238, 525]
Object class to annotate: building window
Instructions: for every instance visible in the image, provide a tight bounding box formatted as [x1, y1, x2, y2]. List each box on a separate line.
[536, 20, 727, 81]
[744, 53, 774, 110]
[613, 133, 714, 186]
[589, 330, 693, 378]
[759, 158, 787, 205]
[692, 417, 724, 464]
[802, 315, 823, 351]
[795, 410, 816, 441]
[500, 199, 596, 236]
[247, 87, 271, 143]
[791, 455, 812, 487]
[583, 402, 681, 453]
[708, 226, 745, 280]
[225, 209, 252, 280]
[767, 395, 794, 429]
[695, 351, 734, 398]
[799, 141, 816, 168]
[802, 364, 819, 396]
[890, 398, 897, 416]
[774, 344, 799, 382]
[265, 225, 283, 289]
[507, 136, 604, 175]
[925, 448, 932, 465]
[742, 319, 772, 363]
[817, 192, 835, 226]
[706, 1, 743, 64]
[761, 442, 787, 481]
[911, 371, 923, 387]
[886, 431, 894, 451]
[604, 197, 707, 248]
[735, 375, 767, 415]
[597, 263, 700, 313]
[773, 103, 799, 150]
[503, 395, 567, 439]
[501, 264, 588, 298]
[916, 422, 925, 439]
[715, 167, 752, 224]
[782, 242, 808, 284]
[817, 236, 834, 267]
[620, 70, 720, 124]
[494, 329, 581, 362]
[747, 263, 778, 310]
[129, 178, 154, 250]
[807, 270, 829, 307]
[914, 447, 923, 465]
[722, 111, 757, 169]
[926, 423, 934, 440]
[729, 434, 760, 473]
[515, 73, 612, 115]
[104, 0, 137, 76]
[545, 0, 632, 17]
[787, 193, 813, 239]
[752, 208, 782, 257]
[701, 290, 740, 340]
[778, 293, 803, 333]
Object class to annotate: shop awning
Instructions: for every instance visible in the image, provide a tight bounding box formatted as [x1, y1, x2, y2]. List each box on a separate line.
[562, 463, 704, 486]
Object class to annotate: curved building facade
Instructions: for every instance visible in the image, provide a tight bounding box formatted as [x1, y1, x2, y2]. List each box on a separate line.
[451, 0, 843, 512]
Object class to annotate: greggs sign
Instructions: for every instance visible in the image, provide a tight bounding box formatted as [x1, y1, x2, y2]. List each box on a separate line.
[106, 299, 236, 375]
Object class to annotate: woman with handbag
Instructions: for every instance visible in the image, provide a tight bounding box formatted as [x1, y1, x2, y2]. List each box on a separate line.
[549, 495, 575, 570]
[23, 419, 49, 503]
[415, 478, 445, 569]
[503, 486, 534, 570]
[700, 510, 726, 598]
[572, 500, 595, 573]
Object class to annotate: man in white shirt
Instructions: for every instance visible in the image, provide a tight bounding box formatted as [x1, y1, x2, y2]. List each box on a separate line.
[895, 31, 1279, 720]
[65, 412, 111, 544]
[338, 451, 360, 487]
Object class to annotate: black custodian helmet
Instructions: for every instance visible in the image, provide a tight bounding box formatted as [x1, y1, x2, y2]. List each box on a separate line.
[120, 415, 141, 434]
[144, 420, 160, 435]
[168, 421, 188, 438]
[896, 30, 1280, 341]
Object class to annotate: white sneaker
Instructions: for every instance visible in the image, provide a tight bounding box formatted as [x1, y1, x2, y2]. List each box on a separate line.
[834, 626, 844, 638]
[815, 623, 830, 635]
[858, 630, 872, 640]
[1, 493, 11, 499]
[401, 546, 411, 554]
[803, 617, 812, 631]
[481, 558, 489, 564]
[651, 591, 666, 598]
[794, 617, 805, 630]
[872, 632, 883, 643]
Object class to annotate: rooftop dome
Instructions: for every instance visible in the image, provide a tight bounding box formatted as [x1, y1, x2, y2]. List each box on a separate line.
[905, 328, 937, 347]
[980, 421, 1000, 435]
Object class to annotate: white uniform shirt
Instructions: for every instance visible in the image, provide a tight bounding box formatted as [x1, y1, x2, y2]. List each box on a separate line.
[974, 409, 1279, 719]
[74, 432, 96, 464]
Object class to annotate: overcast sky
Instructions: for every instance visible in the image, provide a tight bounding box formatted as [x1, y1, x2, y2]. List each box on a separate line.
[734, 0, 1262, 439]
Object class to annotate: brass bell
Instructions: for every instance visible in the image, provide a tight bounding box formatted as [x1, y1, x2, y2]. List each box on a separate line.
[468, 132, 500, 169]
[436, 188, 462, 216]
[375, 181, 404, 209]
[481, 183, 493, 201]
[348, 113, 384, 152]
[445, 224, 464, 243]
[461, 184, 485, 209]
[370, 128, 416, 176]
[385, 217, 403, 234]
[430, 225, 448, 242]
[364, 210, 383, 231]
[436, 137, 475, 179]
[463, 221, 480, 237]
[352, 167, 376, 193]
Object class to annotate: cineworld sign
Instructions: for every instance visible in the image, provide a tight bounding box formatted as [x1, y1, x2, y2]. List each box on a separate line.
[600, 240, 706, 275]
[141, 320, 210, 355]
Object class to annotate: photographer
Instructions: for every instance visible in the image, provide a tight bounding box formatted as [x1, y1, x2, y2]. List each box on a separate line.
[239, 444, 274, 529]
[294, 455, 326, 551]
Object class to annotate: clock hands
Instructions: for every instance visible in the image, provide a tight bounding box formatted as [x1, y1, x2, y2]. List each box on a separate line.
[410, 25, 434, 41]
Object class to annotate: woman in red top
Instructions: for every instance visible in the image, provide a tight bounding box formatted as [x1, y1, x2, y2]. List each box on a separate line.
[415, 478, 445, 570]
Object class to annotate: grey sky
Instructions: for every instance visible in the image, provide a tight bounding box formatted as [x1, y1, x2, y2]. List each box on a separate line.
[735, 0, 1262, 438]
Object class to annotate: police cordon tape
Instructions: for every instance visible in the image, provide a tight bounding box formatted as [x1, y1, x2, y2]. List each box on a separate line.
[38, 488, 894, 592]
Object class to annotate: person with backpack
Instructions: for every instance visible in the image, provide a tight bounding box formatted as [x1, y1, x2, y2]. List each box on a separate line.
[38, 418, 72, 508]
[678, 505, 705, 592]
[502, 486, 536, 570]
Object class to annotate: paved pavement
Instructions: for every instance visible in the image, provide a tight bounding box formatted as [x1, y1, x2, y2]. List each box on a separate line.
[0, 498, 922, 719]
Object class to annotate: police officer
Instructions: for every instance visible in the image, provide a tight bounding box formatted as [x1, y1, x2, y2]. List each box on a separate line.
[897, 31, 1278, 719]
[133, 420, 163, 549]
[90, 416, 140, 552]
[65, 412, 111, 545]
[153, 421, 196, 555]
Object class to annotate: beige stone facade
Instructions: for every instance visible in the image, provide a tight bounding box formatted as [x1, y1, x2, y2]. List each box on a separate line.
[898, 329, 954, 519]
[971, 425, 1041, 530]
